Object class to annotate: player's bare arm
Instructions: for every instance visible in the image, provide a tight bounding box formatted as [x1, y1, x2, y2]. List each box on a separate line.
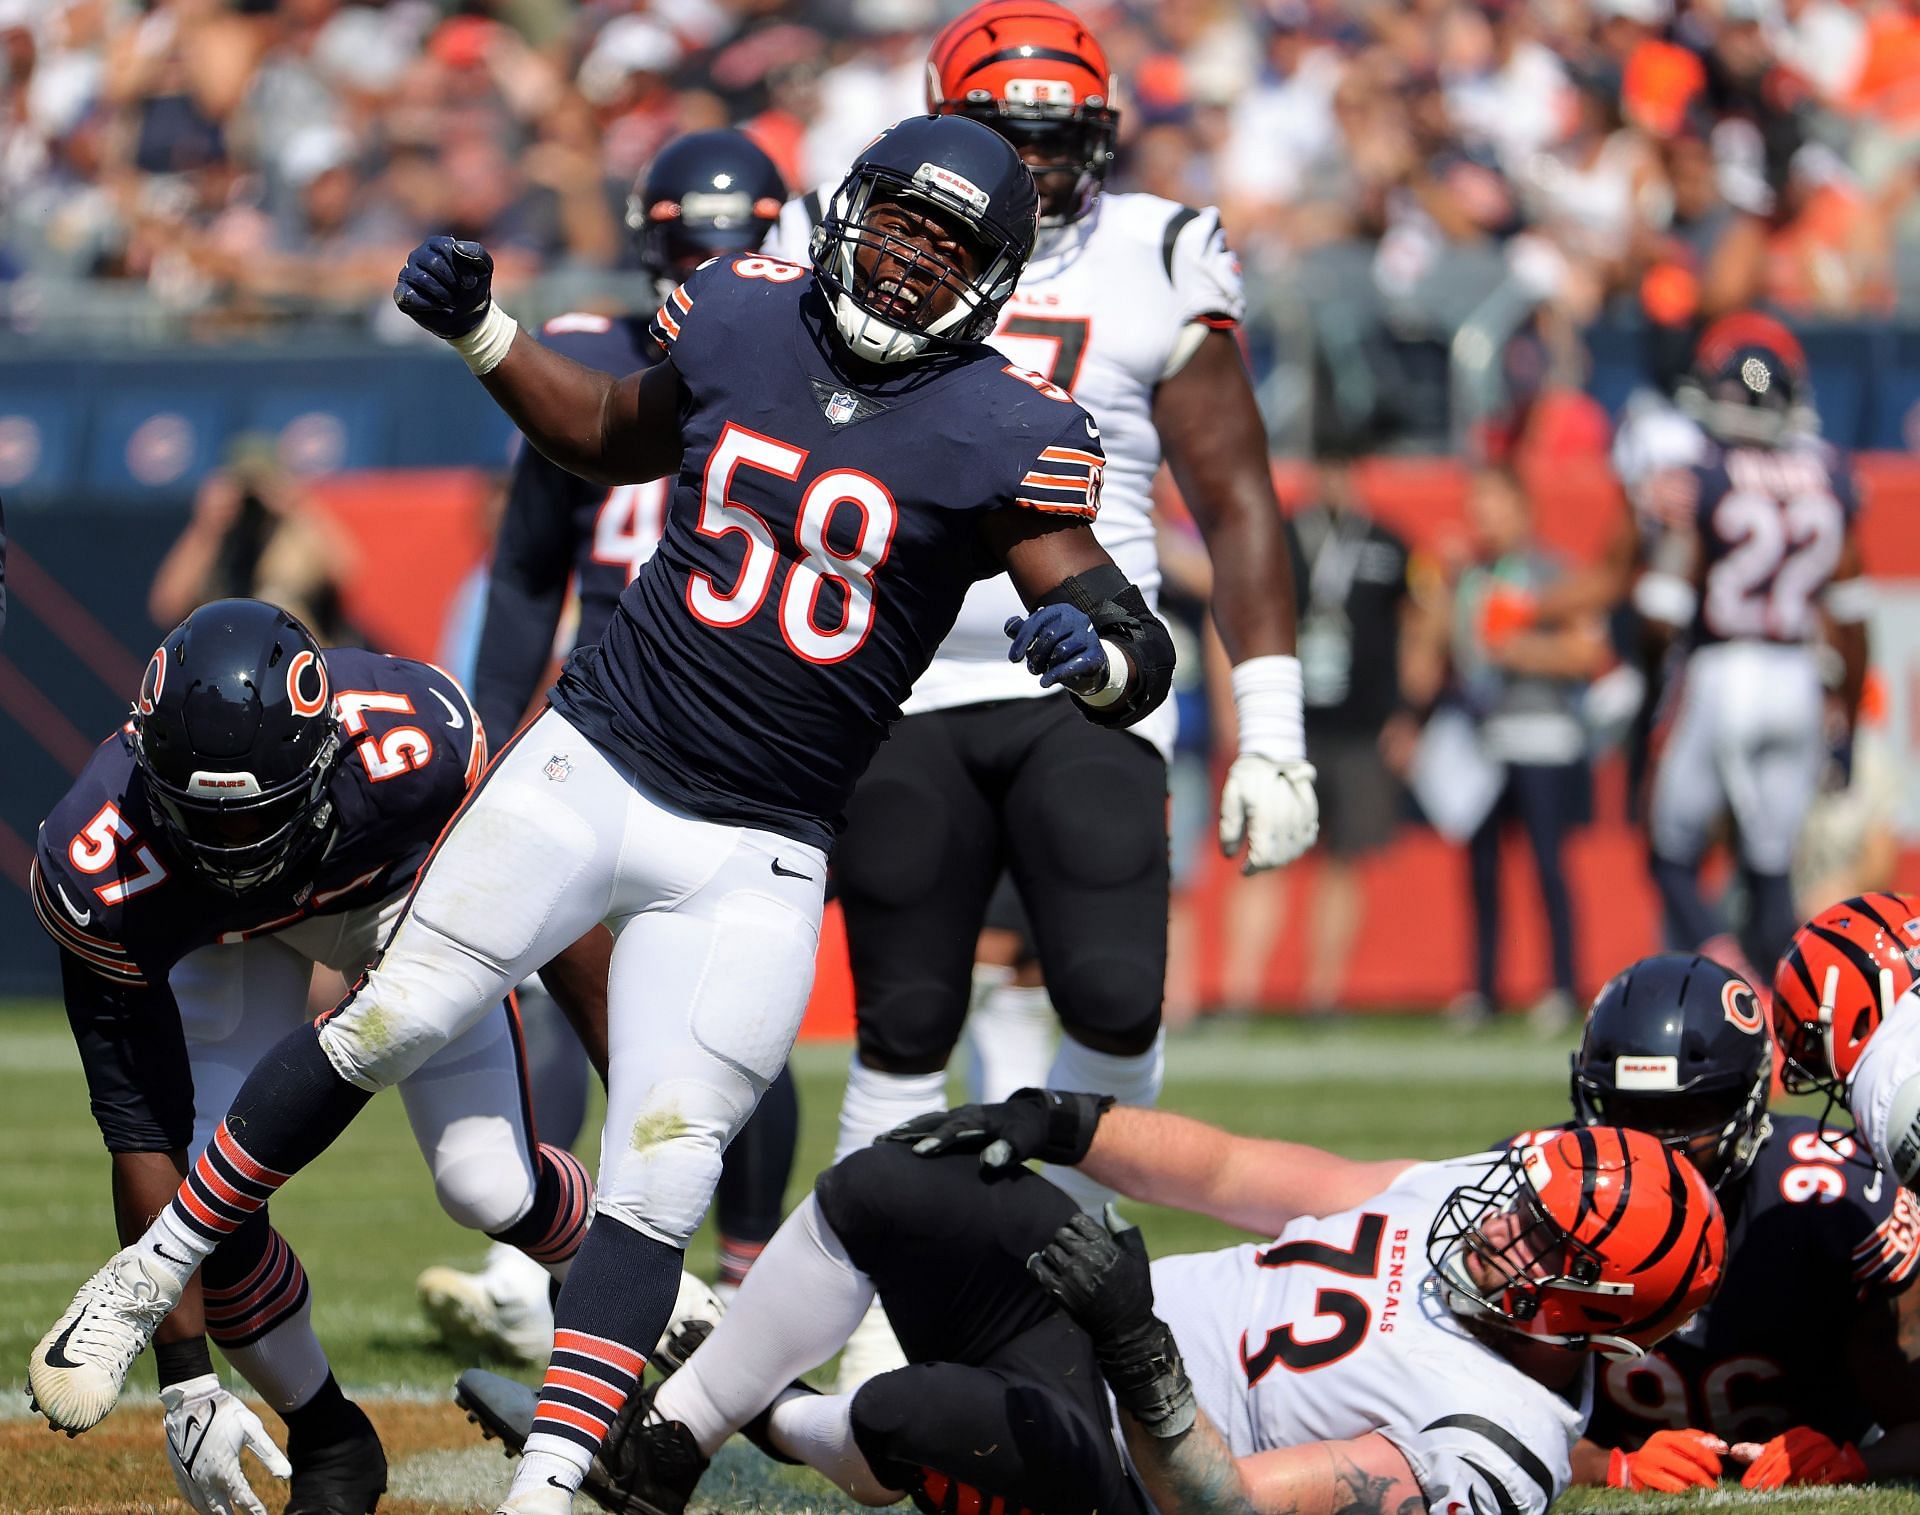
[392, 235, 683, 485]
[1153, 328, 1295, 662]
[1085, 1106, 1416, 1234]
[1825, 529, 1870, 727]
[112, 1149, 209, 1346]
[897, 1092, 1413, 1234]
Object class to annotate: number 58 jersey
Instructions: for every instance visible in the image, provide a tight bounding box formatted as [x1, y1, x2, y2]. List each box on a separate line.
[1153, 1157, 1590, 1515]
[549, 255, 1107, 852]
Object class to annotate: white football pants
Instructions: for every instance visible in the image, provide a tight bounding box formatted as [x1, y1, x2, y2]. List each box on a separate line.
[1649, 640, 1824, 876]
[316, 708, 826, 1247]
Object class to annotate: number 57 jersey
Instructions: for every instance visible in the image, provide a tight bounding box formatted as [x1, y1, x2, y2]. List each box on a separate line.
[1153, 1157, 1591, 1515]
[549, 254, 1107, 853]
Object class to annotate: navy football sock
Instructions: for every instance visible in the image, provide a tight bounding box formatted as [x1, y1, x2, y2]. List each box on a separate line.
[164, 1025, 373, 1253]
[489, 1143, 594, 1273]
[523, 1214, 684, 1478]
[716, 1064, 797, 1285]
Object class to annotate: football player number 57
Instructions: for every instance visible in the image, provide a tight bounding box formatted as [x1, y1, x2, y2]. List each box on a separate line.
[689, 422, 898, 666]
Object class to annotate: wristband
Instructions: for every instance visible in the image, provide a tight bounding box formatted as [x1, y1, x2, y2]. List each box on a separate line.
[154, 1335, 216, 1388]
[451, 302, 519, 376]
[1823, 577, 1873, 625]
[1633, 570, 1697, 626]
[1231, 655, 1305, 763]
[1097, 1319, 1197, 1438]
[1078, 640, 1134, 708]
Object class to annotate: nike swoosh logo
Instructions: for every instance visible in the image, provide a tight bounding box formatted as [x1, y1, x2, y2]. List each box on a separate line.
[769, 859, 813, 881]
[169, 1411, 211, 1472]
[1084, 417, 1099, 438]
[153, 1244, 189, 1268]
[56, 886, 92, 927]
[43, 1312, 88, 1369]
[429, 688, 465, 729]
[546, 1476, 572, 1492]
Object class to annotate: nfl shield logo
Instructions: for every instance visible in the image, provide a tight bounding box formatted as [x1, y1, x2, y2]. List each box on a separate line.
[544, 754, 573, 783]
[825, 390, 858, 426]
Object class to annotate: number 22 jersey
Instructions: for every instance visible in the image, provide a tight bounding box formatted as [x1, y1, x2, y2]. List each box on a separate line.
[1154, 1157, 1591, 1515]
[548, 255, 1107, 852]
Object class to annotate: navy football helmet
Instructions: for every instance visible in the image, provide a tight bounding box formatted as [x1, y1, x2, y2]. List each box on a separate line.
[811, 114, 1037, 364]
[131, 600, 341, 893]
[1571, 953, 1772, 1189]
[1677, 311, 1817, 447]
[628, 130, 786, 302]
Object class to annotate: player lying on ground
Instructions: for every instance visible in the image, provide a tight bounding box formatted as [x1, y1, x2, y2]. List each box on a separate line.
[28, 601, 600, 1515]
[1777, 894, 1920, 1205]
[459, 1095, 1723, 1515]
[416, 127, 803, 1364]
[29, 114, 1174, 1515]
[1529, 951, 1920, 1490]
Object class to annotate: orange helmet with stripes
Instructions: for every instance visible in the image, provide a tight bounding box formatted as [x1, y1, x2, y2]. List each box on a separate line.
[1774, 893, 1920, 1099]
[925, 0, 1118, 226]
[1428, 1127, 1726, 1359]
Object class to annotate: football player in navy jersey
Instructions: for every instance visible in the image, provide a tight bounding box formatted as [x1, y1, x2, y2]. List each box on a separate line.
[1530, 953, 1920, 1492]
[415, 129, 802, 1361]
[26, 601, 595, 1515]
[30, 116, 1174, 1515]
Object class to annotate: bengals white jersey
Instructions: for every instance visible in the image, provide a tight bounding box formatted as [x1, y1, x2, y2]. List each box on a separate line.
[1153, 1157, 1590, 1515]
[769, 190, 1244, 760]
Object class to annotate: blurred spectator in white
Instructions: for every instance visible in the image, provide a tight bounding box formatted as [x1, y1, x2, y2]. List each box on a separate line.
[799, 0, 933, 190]
[1218, 4, 1345, 248]
[1446, 0, 1574, 175]
[1795, 670, 1901, 916]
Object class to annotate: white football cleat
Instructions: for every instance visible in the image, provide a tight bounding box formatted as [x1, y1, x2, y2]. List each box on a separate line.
[29, 1247, 180, 1432]
[417, 1244, 555, 1364]
[495, 1479, 573, 1515]
[661, 1269, 724, 1364]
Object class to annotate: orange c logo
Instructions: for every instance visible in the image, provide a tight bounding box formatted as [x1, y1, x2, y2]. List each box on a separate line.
[287, 650, 329, 717]
[137, 649, 165, 716]
[1723, 979, 1765, 1035]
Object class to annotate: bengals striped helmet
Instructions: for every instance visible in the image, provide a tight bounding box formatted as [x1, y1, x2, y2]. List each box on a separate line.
[926, 0, 1118, 226]
[1428, 1127, 1726, 1359]
[1774, 893, 1920, 1100]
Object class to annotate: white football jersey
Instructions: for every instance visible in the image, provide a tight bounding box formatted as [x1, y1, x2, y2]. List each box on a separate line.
[768, 190, 1245, 760]
[1848, 991, 1920, 1181]
[1153, 1157, 1590, 1515]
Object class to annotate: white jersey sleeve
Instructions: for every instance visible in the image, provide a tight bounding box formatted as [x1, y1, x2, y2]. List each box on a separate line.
[1166, 205, 1245, 331]
[1378, 1403, 1570, 1515]
[1848, 992, 1920, 1183]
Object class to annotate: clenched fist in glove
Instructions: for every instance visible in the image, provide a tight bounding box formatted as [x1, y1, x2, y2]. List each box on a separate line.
[886, 1088, 1114, 1174]
[1005, 605, 1114, 695]
[392, 236, 518, 374]
[1219, 655, 1318, 873]
[1734, 1427, 1868, 1489]
[1606, 1428, 1727, 1491]
[1028, 1207, 1196, 1438]
[162, 1375, 291, 1515]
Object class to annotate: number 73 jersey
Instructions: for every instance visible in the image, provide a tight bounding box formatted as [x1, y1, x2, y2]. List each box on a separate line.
[1152, 1156, 1591, 1515]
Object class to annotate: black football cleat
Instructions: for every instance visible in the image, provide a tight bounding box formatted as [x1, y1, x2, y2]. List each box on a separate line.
[283, 1413, 388, 1515]
[457, 1369, 707, 1515]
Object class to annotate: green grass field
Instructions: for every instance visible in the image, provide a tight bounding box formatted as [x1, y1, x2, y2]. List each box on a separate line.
[3, 998, 1916, 1514]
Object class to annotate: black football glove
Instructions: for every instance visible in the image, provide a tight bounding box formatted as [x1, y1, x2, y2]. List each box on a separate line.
[1028, 1207, 1196, 1438]
[393, 235, 495, 340]
[883, 1088, 1114, 1174]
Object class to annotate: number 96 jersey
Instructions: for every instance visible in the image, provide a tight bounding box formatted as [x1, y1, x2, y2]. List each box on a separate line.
[1581, 1114, 1920, 1451]
[1154, 1157, 1590, 1515]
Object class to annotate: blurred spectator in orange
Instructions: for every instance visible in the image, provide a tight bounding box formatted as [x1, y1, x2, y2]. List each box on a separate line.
[1767, 140, 1893, 313]
[149, 433, 363, 646]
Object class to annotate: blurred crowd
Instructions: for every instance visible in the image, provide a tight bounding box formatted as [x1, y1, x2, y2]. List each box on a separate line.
[2, 0, 1917, 334]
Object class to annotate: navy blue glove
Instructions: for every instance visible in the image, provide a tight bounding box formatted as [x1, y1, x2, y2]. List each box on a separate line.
[1004, 605, 1108, 694]
[393, 235, 494, 339]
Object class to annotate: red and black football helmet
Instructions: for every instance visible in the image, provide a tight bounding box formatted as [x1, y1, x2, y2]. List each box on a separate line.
[1572, 953, 1773, 1189]
[1774, 893, 1920, 1105]
[926, 0, 1118, 227]
[1429, 1126, 1726, 1359]
[1677, 310, 1817, 447]
[131, 599, 341, 893]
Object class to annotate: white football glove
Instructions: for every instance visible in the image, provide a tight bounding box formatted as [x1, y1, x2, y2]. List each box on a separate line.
[1218, 754, 1318, 873]
[161, 1374, 291, 1515]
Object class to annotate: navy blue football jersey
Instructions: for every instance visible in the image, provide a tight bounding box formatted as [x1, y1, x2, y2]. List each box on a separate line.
[471, 312, 666, 744]
[32, 649, 484, 991]
[1513, 1116, 1920, 1448]
[549, 254, 1107, 850]
[1684, 440, 1860, 649]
